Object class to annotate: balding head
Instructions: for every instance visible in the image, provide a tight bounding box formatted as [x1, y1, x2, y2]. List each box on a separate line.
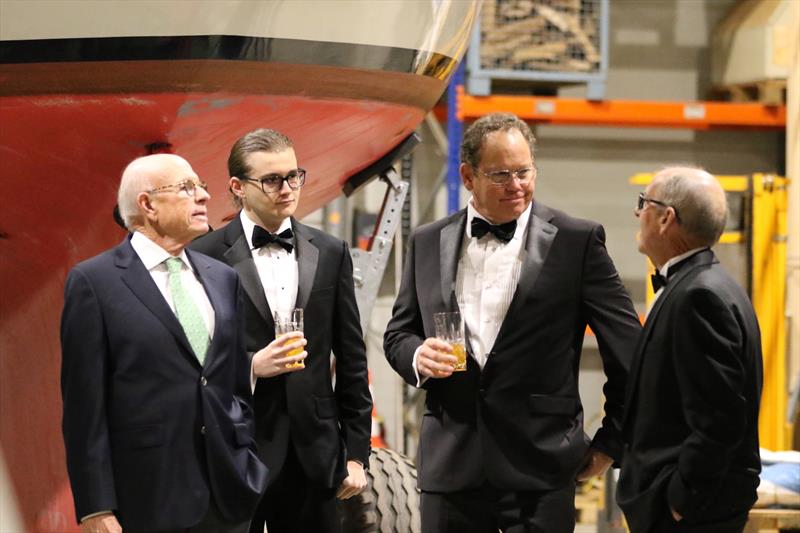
[651, 166, 727, 247]
[117, 154, 192, 231]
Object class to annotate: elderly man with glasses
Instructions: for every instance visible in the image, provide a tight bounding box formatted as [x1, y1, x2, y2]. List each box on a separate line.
[618, 166, 762, 533]
[61, 154, 267, 533]
[383, 112, 642, 532]
[190, 128, 372, 533]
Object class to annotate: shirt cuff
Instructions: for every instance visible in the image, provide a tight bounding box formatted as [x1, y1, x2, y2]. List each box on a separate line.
[81, 511, 113, 522]
[411, 345, 428, 388]
[250, 353, 257, 393]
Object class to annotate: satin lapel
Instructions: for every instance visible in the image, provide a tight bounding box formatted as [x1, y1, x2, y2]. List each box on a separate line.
[502, 208, 557, 322]
[115, 240, 197, 363]
[222, 221, 272, 327]
[621, 249, 717, 427]
[187, 250, 222, 368]
[439, 211, 466, 310]
[294, 221, 318, 310]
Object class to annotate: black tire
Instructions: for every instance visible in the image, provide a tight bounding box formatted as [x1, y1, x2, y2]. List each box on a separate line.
[338, 448, 421, 533]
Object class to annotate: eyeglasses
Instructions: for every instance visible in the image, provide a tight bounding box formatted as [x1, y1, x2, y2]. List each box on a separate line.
[147, 179, 208, 197]
[637, 192, 681, 222]
[475, 166, 535, 186]
[240, 168, 306, 194]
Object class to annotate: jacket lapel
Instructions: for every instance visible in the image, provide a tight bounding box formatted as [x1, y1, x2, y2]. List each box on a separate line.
[115, 239, 198, 365]
[293, 220, 318, 310]
[440, 211, 467, 310]
[621, 249, 717, 427]
[500, 203, 558, 326]
[222, 217, 272, 327]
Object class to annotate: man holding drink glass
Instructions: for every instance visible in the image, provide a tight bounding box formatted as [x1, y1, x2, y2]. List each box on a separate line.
[384, 113, 642, 532]
[191, 129, 372, 533]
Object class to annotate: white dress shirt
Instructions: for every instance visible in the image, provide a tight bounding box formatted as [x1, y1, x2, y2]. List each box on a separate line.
[412, 200, 532, 385]
[239, 210, 298, 316]
[130, 231, 214, 335]
[457, 200, 531, 368]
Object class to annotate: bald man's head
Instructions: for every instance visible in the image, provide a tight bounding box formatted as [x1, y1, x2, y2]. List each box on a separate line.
[117, 154, 193, 231]
[652, 166, 727, 247]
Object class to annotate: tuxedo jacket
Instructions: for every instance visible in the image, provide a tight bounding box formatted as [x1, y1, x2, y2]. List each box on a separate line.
[383, 202, 641, 492]
[60, 238, 267, 531]
[190, 216, 371, 490]
[617, 249, 762, 532]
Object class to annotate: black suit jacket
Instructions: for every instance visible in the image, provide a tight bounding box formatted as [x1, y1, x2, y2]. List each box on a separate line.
[60, 238, 267, 531]
[617, 249, 762, 532]
[190, 216, 372, 489]
[383, 203, 641, 492]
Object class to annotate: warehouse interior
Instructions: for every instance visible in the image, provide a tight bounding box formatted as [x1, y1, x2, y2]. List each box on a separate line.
[0, 0, 798, 531]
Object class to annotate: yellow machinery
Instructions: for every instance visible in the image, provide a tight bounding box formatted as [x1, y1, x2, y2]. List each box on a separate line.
[630, 173, 791, 450]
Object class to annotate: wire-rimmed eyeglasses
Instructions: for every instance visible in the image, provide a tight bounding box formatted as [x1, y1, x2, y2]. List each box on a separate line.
[147, 179, 208, 197]
[240, 169, 306, 194]
[637, 192, 681, 222]
[475, 166, 535, 187]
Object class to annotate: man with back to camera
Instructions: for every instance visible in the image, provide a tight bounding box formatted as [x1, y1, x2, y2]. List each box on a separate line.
[383, 112, 643, 532]
[617, 166, 763, 533]
[190, 128, 372, 533]
[61, 154, 267, 533]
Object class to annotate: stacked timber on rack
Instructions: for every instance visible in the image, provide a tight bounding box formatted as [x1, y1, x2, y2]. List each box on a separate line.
[479, 0, 601, 73]
[711, 0, 793, 105]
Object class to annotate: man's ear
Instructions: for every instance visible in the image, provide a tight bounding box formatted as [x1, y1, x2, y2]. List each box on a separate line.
[460, 163, 474, 192]
[137, 192, 156, 219]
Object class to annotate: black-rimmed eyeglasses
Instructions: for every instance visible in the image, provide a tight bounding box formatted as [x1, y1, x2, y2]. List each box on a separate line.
[240, 169, 306, 194]
[147, 179, 208, 197]
[637, 192, 681, 222]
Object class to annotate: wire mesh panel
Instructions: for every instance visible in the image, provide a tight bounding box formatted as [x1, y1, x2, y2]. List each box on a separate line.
[467, 0, 608, 98]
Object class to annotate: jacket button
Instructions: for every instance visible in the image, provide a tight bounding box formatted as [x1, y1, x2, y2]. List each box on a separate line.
[200, 425, 206, 435]
[200, 376, 207, 386]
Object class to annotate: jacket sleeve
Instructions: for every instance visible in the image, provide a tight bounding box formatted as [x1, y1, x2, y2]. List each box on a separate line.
[331, 240, 373, 465]
[383, 232, 429, 388]
[666, 286, 750, 518]
[580, 224, 641, 462]
[60, 268, 118, 521]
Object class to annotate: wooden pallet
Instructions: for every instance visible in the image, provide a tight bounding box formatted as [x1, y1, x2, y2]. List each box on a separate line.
[712, 79, 787, 106]
[745, 508, 800, 532]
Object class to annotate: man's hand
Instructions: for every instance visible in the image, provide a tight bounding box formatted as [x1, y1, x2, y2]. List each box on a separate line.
[670, 507, 683, 522]
[576, 448, 613, 481]
[81, 513, 122, 533]
[336, 460, 368, 500]
[252, 332, 307, 378]
[416, 337, 458, 379]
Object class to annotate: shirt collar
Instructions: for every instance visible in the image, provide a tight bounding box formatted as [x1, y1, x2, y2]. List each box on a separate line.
[130, 231, 192, 271]
[466, 198, 532, 241]
[659, 247, 706, 278]
[240, 210, 292, 250]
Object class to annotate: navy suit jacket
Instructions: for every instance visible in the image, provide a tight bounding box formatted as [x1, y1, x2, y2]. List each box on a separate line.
[617, 249, 762, 532]
[61, 237, 267, 531]
[384, 202, 642, 492]
[190, 216, 372, 490]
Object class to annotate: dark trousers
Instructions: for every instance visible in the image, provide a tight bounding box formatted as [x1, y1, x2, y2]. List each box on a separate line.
[247, 444, 340, 533]
[154, 500, 249, 533]
[421, 481, 577, 533]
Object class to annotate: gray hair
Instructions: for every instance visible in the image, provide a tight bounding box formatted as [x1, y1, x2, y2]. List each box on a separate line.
[656, 167, 728, 246]
[117, 157, 153, 231]
[460, 112, 536, 168]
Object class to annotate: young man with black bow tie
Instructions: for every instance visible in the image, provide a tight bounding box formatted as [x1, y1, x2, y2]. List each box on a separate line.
[617, 167, 762, 533]
[191, 129, 372, 533]
[384, 113, 642, 532]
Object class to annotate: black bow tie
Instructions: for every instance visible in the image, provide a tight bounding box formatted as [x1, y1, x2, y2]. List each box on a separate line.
[650, 272, 667, 292]
[471, 217, 516, 243]
[252, 226, 294, 253]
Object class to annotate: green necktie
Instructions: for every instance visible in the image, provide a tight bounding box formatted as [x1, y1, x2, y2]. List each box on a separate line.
[165, 257, 209, 364]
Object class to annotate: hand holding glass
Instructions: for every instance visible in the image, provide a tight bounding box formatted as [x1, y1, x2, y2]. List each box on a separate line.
[433, 311, 466, 372]
[274, 308, 305, 369]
